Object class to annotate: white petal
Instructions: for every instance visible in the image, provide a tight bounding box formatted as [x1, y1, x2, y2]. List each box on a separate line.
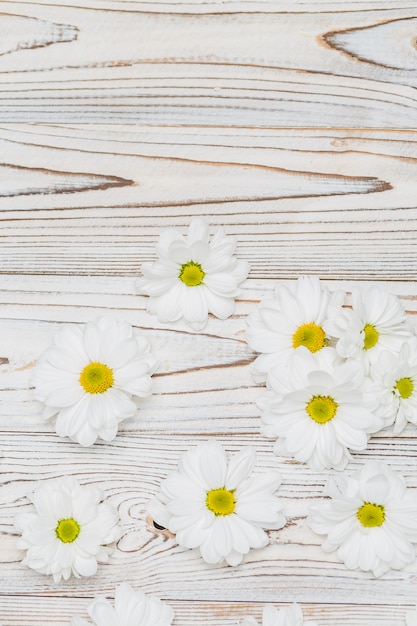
[182, 288, 209, 326]
[187, 218, 209, 244]
[204, 272, 240, 296]
[206, 291, 236, 320]
[156, 283, 187, 323]
[225, 447, 256, 490]
[211, 516, 234, 557]
[88, 597, 117, 626]
[199, 441, 227, 489]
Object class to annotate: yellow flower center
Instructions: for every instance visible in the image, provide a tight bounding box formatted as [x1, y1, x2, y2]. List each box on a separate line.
[292, 322, 326, 353]
[356, 502, 385, 528]
[395, 377, 414, 399]
[55, 518, 81, 543]
[306, 395, 338, 424]
[363, 323, 379, 350]
[179, 261, 205, 287]
[79, 362, 114, 394]
[206, 488, 236, 516]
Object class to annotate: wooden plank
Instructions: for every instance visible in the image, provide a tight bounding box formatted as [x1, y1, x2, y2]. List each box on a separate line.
[0, 3, 416, 126]
[0, 277, 417, 433]
[1, 433, 417, 606]
[1, 278, 417, 619]
[0, 125, 417, 279]
[0, 598, 414, 626]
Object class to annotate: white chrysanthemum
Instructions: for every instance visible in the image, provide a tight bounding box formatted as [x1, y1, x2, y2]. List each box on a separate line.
[406, 608, 417, 626]
[246, 276, 345, 383]
[154, 440, 285, 566]
[241, 604, 319, 626]
[71, 582, 174, 626]
[136, 218, 250, 330]
[33, 317, 157, 447]
[259, 348, 382, 471]
[370, 337, 417, 434]
[324, 285, 412, 372]
[307, 461, 417, 577]
[14, 476, 121, 583]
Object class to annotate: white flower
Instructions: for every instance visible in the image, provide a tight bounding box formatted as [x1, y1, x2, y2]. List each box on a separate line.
[241, 604, 319, 626]
[154, 440, 285, 566]
[33, 317, 157, 446]
[406, 608, 417, 626]
[370, 336, 417, 434]
[136, 218, 250, 330]
[71, 582, 174, 626]
[307, 461, 417, 577]
[246, 276, 345, 383]
[325, 285, 412, 372]
[259, 348, 382, 471]
[14, 476, 121, 582]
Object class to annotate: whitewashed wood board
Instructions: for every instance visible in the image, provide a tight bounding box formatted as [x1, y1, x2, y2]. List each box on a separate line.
[0, 2, 416, 126]
[1, 275, 417, 625]
[0, 125, 417, 280]
[1, 0, 417, 624]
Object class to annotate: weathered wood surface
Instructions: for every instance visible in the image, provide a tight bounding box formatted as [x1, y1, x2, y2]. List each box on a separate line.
[1, 1, 417, 625]
[1, 277, 417, 624]
[0, 125, 417, 280]
[0, 2, 416, 126]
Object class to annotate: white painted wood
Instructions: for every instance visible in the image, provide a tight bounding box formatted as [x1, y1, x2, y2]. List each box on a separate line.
[0, 3, 416, 125]
[1, 274, 417, 623]
[0, 1, 416, 624]
[0, 126, 417, 280]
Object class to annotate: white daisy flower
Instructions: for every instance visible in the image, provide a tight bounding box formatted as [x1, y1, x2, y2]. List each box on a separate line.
[33, 317, 157, 447]
[136, 218, 250, 330]
[246, 276, 345, 383]
[241, 604, 319, 626]
[307, 461, 417, 577]
[406, 608, 417, 626]
[14, 476, 121, 583]
[258, 348, 382, 471]
[324, 285, 412, 372]
[154, 440, 286, 566]
[370, 336, 417, 434]
[71, 582, 174, 626]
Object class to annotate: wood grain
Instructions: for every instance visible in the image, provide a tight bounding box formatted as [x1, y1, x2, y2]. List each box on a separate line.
[1, 1, 417, 624]
[0, 2, 416, 126]
[0, 125, 417, 280]
[1, 431, 417, 618]
[1, 278, 417, 624]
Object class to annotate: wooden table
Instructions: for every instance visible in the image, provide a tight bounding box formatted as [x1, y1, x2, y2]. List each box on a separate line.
[1, 1, 417, 624]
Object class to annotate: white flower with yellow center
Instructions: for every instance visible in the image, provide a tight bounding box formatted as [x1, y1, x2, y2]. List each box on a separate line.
[324, 285, 412, 372]
[241, 604, 319, 626]
[258, 348, 382, 471]
[136, 218, 250, 330]
[154, 440, 285, 566]
[71, 582, 174, 626]
[33, 317, 157, 447]
[370, 337, 417, 434]
[246, 276, 345, 383]
[308, 461, 417, 577]
[14, 476, 121, 583]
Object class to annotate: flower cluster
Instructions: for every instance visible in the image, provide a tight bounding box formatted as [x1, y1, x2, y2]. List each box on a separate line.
[10, 218, 417, 622]
[248, 277, 415, 471]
